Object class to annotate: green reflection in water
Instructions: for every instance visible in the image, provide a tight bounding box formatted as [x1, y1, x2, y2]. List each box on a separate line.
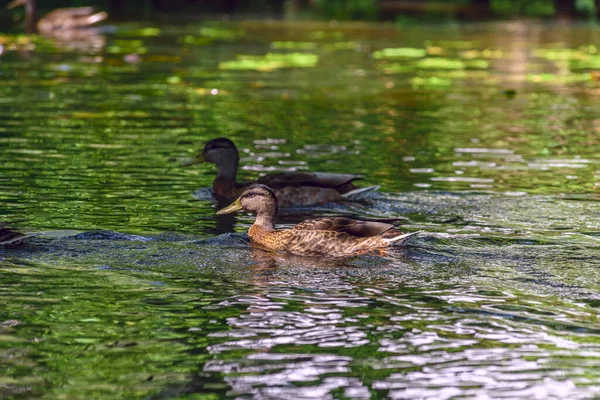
[1, 19, 600, 399]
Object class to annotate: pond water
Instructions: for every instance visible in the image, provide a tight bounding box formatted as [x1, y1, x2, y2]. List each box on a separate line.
[1, 19, 600, 399]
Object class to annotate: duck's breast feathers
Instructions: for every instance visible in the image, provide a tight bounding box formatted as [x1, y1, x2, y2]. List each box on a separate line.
[293, 217, 395, 238]
[257, 172, 362, 189]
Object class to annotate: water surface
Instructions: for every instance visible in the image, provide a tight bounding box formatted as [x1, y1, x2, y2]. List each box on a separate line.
[1, 20, 600, 399]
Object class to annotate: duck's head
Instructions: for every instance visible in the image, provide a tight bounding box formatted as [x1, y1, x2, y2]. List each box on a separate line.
[216, 184, 277, 215]
[181, 137, 239, 167]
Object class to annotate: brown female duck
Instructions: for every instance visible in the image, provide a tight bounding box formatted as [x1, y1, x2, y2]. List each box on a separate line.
[7, 0, 107, 36]
[216, 185, 419, 257]
[182, 138, 379, 208]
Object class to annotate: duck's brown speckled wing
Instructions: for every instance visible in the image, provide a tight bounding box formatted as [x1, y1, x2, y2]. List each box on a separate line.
[40, 7, 107, 32]
[293, 217, 396, 238]
[274, 217, 399, 257]
[257, 172, 361, 191]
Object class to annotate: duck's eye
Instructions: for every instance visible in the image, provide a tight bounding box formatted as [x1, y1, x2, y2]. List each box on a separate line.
[243, 191, 262, 199]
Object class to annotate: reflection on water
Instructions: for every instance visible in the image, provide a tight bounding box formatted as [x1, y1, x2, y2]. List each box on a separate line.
[1, 20, 600, 399]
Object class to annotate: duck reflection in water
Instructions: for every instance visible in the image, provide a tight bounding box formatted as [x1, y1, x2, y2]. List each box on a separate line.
[182, 138, 380, 208]
[213, 201, 238, 234]
[216, 185, 419, 258]
[246, 245, 414, 275]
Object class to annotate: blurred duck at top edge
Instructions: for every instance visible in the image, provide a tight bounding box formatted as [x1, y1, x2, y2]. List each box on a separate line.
[7, 0, 108, 47]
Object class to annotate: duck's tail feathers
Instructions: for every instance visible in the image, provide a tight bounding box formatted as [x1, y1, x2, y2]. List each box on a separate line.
[86, 11, 108, 25]
[342, 185, 381, 200]
[383, 231, 422, 245]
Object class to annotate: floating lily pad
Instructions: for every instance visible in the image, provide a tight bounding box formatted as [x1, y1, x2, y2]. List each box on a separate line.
[199, 27, 245, 40]
[219, 53, 319, 72]
[580, 44, 598, 53]
[373, 47, 427, 59]
[534, 47, 600, 70]
[411, 76, 454, 88]
[271, 41, 318, 50]
[533, 48, 587, 61]
[461, 49, 504, 59]
[570, 55, 600, 70]
[416, 57, 489, 69]
[527, 73, 592, 83]
[106, 40, 147, 55]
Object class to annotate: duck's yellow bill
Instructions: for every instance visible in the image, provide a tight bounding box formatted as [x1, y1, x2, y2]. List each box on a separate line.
[180, 153, 205, 167]
[216, 198, 243, 215]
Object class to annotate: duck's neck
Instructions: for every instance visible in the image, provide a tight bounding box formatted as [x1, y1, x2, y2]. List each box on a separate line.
[215, 160, 239, 184]
[24, 0, 38, 34]
[254, 207, 276, 232]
